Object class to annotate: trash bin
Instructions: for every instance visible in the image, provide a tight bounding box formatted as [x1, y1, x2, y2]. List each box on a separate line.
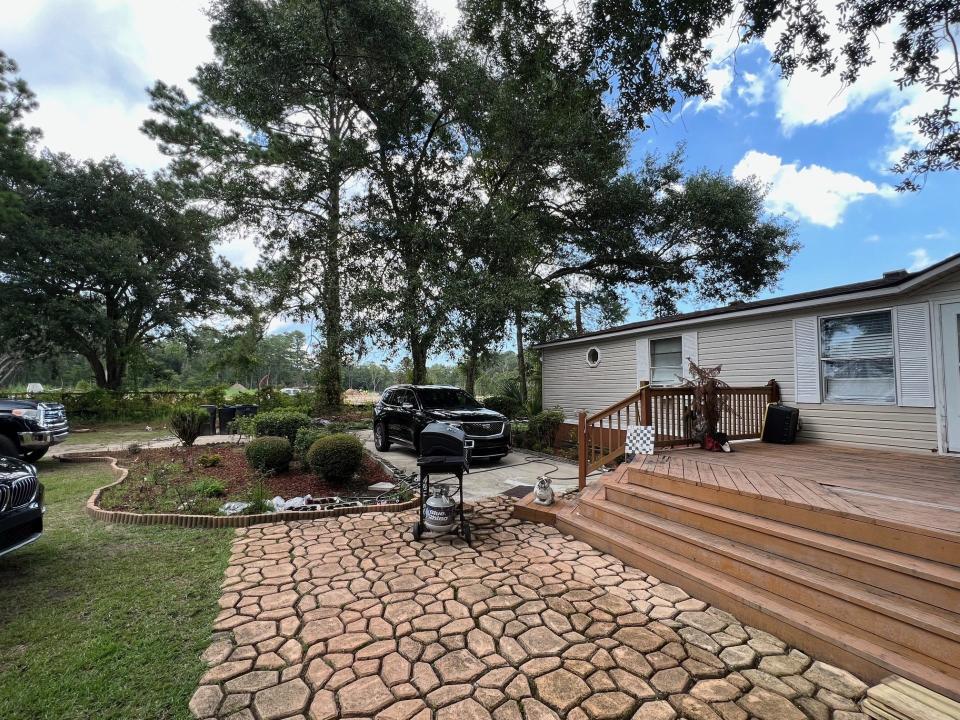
[199, 405, 217, 435]
[217, 405, 237, 435]
[235, 404, 258, 418]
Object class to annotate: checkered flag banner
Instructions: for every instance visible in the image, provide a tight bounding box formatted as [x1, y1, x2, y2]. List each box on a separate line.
[625, 425, 656, 457]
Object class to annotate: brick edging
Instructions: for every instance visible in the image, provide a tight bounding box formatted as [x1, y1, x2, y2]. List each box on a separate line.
[60, 452, 420, 529]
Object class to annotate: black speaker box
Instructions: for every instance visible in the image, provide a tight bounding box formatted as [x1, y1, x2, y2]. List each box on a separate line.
[761, 403, 799, 444]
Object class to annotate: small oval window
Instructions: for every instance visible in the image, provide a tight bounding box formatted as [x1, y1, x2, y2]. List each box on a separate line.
[586, 347, 601, 367]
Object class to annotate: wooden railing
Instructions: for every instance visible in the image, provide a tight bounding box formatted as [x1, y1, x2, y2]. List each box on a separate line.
[577, 379, 780, 488]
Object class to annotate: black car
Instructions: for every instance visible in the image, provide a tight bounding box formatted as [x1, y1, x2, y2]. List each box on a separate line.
[0, 399, 70, 461]
[0, 456, 44, 557]
[374, 385, 511, 461]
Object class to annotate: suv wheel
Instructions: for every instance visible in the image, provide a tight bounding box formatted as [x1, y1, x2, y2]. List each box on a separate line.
[374, 422, 391, 451]
[23, 447, 48, 462]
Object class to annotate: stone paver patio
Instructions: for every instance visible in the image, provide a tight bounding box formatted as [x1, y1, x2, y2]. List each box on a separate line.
[192, 497, 870, 720]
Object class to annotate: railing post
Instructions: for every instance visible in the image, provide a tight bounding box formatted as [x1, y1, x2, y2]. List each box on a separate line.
[577, 410, 587, 490]
[640, 383, 652, 426]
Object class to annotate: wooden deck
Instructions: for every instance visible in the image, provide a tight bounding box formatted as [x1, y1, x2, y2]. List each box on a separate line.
[649, 441, 960, 534]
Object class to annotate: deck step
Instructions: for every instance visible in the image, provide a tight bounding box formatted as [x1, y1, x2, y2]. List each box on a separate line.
[604, 481, 960, 612]
[557, 505, 960, 701]
[578, 494, 960, 672]
[626, 465, 960, 566]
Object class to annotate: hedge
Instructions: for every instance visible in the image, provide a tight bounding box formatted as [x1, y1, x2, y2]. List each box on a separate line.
[253, 410, 312, 444]
[305, 433, 364, 485]
[245, 436, 292, 472]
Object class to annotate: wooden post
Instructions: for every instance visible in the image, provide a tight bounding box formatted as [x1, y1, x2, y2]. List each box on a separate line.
[640, 383, 652, 426]
[577, 410, 587, 490]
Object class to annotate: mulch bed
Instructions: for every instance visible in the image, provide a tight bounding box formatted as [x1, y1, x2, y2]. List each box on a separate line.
[98, 443, 395, 514]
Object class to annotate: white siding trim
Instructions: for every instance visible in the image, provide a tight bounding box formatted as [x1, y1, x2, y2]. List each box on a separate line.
[895, 303, 936, 408]
[636, 337, 650, 385]
[682, 331, 698, 379]
[794, 316, 821, 404]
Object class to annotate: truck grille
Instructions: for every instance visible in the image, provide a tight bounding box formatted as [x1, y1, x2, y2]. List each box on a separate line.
[5, 475, 38, 510]
[462, 421, 505, 437]
[39, 403, 67, 427]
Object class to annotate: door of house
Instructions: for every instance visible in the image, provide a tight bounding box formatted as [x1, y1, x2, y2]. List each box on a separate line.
[943, 302, 960, 452]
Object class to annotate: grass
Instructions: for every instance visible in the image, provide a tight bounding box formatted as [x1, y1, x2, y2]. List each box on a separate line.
[0, 461, 233, 720]
[61, 422, 173, 448]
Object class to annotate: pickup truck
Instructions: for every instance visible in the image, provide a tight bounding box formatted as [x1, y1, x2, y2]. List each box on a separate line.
[0, 399, 69, 461]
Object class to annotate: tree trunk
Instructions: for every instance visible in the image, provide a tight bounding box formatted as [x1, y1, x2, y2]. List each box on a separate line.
[318, 110, 345, 408]
[514, 308, 528, 405]
[463, 344, 479, 396]
[410, 335, 429, 384]
[574, 298, 583, 334]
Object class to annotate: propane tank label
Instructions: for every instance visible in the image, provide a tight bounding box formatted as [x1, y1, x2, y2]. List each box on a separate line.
[425, 507, 453, 522]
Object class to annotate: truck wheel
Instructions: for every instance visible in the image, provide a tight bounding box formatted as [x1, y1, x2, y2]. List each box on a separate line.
[24, 447, 48, 462]
[374, 422, 391, 451]
[0, 435, 18, 458]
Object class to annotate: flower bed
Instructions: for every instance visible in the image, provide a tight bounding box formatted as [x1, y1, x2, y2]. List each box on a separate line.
[68, 442, 420, 528]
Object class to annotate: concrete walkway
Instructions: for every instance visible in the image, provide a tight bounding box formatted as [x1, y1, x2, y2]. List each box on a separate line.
[190, 497, 870, 720]
[356, 430, 583, 501]
[50, 433, 242, 457]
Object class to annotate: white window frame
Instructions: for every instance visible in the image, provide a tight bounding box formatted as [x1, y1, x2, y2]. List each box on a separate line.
[585, 346, 601, 368]
[649, 335, 684, 387]
[818, 307, 897, 406]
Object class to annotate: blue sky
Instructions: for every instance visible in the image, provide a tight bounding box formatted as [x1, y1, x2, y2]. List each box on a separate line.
[2, 1, 957, 362]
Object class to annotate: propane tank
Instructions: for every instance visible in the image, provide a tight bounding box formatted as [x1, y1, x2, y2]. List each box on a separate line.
[423, 485, 457, 532]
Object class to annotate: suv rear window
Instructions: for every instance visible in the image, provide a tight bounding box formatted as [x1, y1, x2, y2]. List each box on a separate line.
[415, 388, 482, 410]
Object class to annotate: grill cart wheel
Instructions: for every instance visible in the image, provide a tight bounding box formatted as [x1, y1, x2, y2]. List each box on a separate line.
[461, 522, 471, 543]
[411, 521, 422, 540]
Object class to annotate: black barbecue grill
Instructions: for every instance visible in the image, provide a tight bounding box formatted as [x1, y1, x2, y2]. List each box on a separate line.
[412, 422, 473, 543]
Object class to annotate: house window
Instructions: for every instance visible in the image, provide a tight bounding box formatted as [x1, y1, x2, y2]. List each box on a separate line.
[650, 337, 683, 385]
[586, 347, 601, 367]
[819, 311, 896, 404]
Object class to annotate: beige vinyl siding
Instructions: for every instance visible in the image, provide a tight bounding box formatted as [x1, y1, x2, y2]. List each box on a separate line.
[796, 404, 937, 451]
[539, 267, 960, 452]
[698, 316, 795, 400]
[541, 336, 638, 418]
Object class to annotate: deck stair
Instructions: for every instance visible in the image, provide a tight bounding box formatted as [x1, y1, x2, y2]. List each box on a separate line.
[555, 456, 960, 702]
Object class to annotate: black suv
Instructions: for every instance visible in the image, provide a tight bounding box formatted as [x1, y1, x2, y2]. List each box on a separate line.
[0, 456, 44, 557]
[0, 399, 70, 461]
[374, 385, 510, 461]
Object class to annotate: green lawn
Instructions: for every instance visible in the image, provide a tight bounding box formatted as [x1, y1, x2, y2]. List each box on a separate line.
[0, 461, 233, 720]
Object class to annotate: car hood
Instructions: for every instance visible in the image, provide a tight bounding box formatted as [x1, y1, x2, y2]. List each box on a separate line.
[0, 398, 40, 411]
[421, 408, 507, 422]
[0, 455, 35, 482]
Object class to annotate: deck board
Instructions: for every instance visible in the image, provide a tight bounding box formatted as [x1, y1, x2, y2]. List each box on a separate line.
[658, 441, 960, 533]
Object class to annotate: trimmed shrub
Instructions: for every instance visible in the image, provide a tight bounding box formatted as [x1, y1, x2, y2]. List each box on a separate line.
[245, 436, 292, 473]
[306, 433, 364, 485]
[294, 426, 326, 461]
[253, 409, 311, 443]
[482, 395, 523, 419]
[169, 405, 209, 447]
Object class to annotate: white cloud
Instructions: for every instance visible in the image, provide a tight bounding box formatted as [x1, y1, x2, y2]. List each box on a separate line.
[698, 65, 735, 110]
[1, 0, 214, 172]
[864, 234, 881, 243]
[924, 228, 950, 241]
[737, 71, 766, 105]
[908, 248, 932, 272]
[732, 150, 896, 227]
